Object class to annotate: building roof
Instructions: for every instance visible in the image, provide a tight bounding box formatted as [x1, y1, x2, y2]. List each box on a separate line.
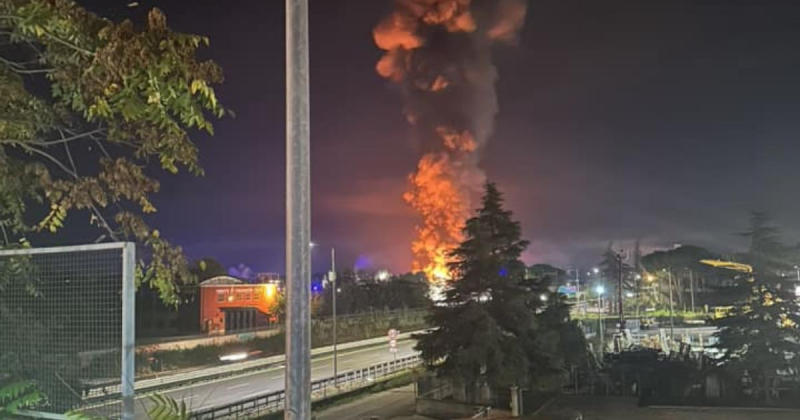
[199, 276, 246, 286]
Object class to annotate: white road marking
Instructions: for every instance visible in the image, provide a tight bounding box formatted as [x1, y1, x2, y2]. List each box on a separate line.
[226, 383, 251, 391]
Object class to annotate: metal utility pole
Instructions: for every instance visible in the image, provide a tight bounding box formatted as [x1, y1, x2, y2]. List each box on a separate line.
[285, 0, 311, 418]
[576, 268, 581, 314]
[689, 270, 695, 313]
[667, 269, 675, 341]
[616, 252, 625, 331]
[331, 247, 338, 388]
[598, 294, 605, 358]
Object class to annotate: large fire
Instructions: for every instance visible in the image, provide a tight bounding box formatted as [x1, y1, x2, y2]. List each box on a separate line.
[374, 0, 528, 285]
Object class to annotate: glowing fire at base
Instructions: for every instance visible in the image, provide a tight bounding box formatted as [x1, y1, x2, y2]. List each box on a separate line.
[373, 0, 528, 289]
[404, 130, 481, 282]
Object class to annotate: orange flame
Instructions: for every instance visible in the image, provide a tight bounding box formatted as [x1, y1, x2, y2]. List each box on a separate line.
[374, 0, 526, 285]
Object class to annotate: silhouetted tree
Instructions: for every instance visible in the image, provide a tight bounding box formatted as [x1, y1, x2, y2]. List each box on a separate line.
[189, 257, 227, 282]
[415, 183, 563, 397]
[713, 213, 800, 403]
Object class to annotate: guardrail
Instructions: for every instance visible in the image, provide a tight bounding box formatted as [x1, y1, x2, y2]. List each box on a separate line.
[191, 355, 421, 419]
[85, 329, 426, 401]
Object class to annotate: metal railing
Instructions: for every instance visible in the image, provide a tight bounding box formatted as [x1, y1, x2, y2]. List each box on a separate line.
[191, 355, 420, 419]
[84, 330, 426, 403]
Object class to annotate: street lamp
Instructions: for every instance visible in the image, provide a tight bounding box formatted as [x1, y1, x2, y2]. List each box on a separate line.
[593, 267, 600, 274]
[595, 284, 605, 358]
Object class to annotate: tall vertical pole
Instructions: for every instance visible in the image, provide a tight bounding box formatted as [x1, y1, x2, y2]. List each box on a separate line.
[331, 247, 338, 388]
[689, 270, 695, 313]
[285, 0, 311, 418]
[668, 269, 675, 341]
[121, 243, 135, 420]
[576, 268, 581, 315]
[617, 253, 625, 331]
[598, 294, 604, 358]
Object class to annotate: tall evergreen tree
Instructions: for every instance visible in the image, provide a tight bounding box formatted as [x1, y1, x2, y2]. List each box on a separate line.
[598, 242, 630, 312]
[713, 213, 800, 397]
[415, 183, 551, 394]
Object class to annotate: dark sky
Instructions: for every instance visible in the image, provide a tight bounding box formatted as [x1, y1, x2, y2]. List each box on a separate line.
[80, 0, 800, 274]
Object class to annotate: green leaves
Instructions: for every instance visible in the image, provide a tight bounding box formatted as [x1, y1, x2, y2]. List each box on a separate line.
[0, 380, 44, 414]
[148, 394, 190, 420]
[1, 0, 225, 304]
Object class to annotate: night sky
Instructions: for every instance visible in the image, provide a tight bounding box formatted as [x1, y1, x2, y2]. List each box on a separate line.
[78, 0, 800, 274]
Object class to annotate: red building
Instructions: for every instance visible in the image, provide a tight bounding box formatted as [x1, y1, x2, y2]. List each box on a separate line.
[199, 276, 280, 334]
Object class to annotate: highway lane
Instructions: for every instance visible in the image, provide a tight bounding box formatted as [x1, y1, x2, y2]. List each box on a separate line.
[131, 339, 418, 417]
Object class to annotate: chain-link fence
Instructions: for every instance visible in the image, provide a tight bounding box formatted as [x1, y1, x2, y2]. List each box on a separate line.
[0, 243, 135, 419]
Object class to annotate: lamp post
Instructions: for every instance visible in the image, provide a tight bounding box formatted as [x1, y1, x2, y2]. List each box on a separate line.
[330, 247, 338, 388]
[665, 268, 675, 341]
[596, 284, 605, 357]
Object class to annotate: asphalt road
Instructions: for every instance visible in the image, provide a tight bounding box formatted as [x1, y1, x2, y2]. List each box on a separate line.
[131, 339, 418, 417]
[313, 384, 417, 420]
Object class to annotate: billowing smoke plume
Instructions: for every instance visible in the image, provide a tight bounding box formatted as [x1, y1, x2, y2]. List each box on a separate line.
[374, 0, 528, 283]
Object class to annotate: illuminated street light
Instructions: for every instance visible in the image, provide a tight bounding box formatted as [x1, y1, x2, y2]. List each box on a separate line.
[539, 294, 548, 302]
[595, 284, 605, 295]
[593, 267, 600, 274]
[626, 291, 634, 298]
[309, 242, 317, 248]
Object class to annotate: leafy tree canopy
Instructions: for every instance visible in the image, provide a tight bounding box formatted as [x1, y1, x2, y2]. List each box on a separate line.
[641, 245, 717, 274]
[713, 213, 800, 385]
[0, 0, 225, 303]
[189, 257, 227, 282]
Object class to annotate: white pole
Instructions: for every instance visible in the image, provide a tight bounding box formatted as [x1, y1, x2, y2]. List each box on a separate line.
[285, 0, 311, 417]
[668, 269, 675, 341]
[331, 247, 338, 388]
[121, 242, 135, 420]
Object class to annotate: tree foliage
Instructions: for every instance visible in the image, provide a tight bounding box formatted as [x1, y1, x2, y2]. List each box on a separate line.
[415, 183, 583, 394]
[188, 257, 227, 282]
[0, 0, 225, 304]
[319, 272, 430, 316]
[0, 380, 44, 415]
[713, 213, 800, 388]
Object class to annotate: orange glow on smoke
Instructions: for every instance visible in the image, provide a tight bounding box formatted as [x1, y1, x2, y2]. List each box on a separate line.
[374, 0, 525, 284]
[374, 1, 485, 283]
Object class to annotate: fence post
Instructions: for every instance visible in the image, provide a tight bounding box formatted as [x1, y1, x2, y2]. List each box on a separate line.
[121, 242, 136, 420]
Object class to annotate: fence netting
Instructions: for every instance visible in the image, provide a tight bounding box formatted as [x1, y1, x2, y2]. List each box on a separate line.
[0, 244, 130, 418]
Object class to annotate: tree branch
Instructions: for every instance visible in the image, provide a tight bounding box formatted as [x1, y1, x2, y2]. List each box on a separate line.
[15, 142, 77, 178]
[61, 131, 120, 242]
[0, 222, 9, 246]
[1, 129, 106, 147]
[0, 15, 94, 56]
[0, 55, 52, 74]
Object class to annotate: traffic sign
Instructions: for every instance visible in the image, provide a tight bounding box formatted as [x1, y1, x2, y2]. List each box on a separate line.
[388, 329, 399, 352]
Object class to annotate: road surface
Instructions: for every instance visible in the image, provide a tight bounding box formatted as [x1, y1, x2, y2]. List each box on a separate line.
[130, 339, 418, 417]
[533, 396, 800, 420]
[313, 384, 417, 420]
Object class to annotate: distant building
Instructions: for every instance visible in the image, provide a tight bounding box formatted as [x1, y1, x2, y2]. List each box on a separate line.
[199, 276, 280, 334]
